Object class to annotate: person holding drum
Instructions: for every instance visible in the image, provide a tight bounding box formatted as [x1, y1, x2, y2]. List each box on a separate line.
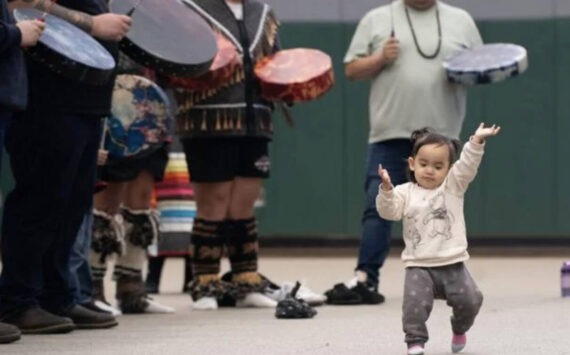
[325, 0, 482, 306]
[0, 0, 44, 344]
[176, 0, 282, 310]
[88, 65, 175, 315]
[0, 0, 130, 334]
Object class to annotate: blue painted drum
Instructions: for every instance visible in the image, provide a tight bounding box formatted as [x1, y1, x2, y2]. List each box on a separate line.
[13, 8, 116, 85]
[443, 43, 528, 85]
[105, 74, 172, 160]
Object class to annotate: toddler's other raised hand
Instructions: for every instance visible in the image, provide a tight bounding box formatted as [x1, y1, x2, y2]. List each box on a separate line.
[472, 122, 501, 144]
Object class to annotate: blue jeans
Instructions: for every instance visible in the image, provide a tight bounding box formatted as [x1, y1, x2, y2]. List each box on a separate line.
[0, 107, 101, 315]
[69, 212, 94, 305]
[356, 139, 412, 289]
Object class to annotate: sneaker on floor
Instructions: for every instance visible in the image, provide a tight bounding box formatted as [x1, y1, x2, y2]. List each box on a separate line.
[60, 304, 118, 330]
[236, 293, 277, 308]
[2, 306, 74, 334]
[143, 298, 176, 314]
[452, 333, 467, 353]
[192, 297, 218, 310]
[0, 322, 21, 344]
[281, 282, 326, 306]
[324, 283, 362, 305]
[408, 344, 425, 355]
[93, 300, 122, 317]
[350, 282, 385, 304]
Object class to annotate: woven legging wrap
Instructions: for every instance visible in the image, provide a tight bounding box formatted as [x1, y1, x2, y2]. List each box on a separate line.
[89, 209, 125, 281]
[226, 218, 259, 275]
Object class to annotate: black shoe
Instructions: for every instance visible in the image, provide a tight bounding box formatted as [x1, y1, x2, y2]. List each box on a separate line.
[350, 282, 385, 304]
[275, 282, 317, 319]
[2, 306, 74, 334]
[324, 283, 363, 305]
[145, 282, 159, 295]
[80, 301, 111, 315]
[60, 305, 118, 329]
[0, 322, 21, 344]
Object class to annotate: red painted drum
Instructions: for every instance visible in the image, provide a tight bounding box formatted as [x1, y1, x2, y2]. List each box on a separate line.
[169, 33, 241, 92]
[254, 48, 334, 103]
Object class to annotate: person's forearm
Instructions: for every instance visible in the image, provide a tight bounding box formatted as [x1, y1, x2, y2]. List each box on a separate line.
[12, 0, 94, 34]
[345, 53, 385, 81]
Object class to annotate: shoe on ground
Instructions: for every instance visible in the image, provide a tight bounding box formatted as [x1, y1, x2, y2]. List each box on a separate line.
[192, 297, 218, 310]
[93, 300, 122, 317]
[0, 322, 21, 344]
[350, 282, 385, 304]
[80, 301, 111, 314]
[1, 306, 74, 334]
[281, 282, 326, 306]
[452, 333, 467, 353]
[408, 344, 425, 355]
[143, 297, 176, 314]
[236, 293, 277, 308]
[324, 283, 362, 305]
[60, 304, 118, 330]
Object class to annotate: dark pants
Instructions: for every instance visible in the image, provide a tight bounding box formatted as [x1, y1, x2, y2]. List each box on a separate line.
[0, 107, 102, 315]
[0, 110, 12, 171]
[356, 139, 412, 288]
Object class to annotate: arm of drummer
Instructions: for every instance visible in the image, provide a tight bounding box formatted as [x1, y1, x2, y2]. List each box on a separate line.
[343, 12, 398, 81]
[11, 0, 131, 41]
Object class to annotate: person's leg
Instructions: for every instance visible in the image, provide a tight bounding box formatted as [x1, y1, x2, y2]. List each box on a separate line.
[440, 263, 483, 353]
[90, 182, 127, 304]
[0, 111, 12, 172]
[69, 212, 95, 305]
[403, 267, 435, 350]
[145, 256, 165, 294]
[114, 171, 173, 313]
[356, 140, 412, 289]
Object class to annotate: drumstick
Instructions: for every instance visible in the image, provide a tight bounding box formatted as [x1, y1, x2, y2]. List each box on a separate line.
[389, 0, 395, 37]
[100, 117, 108, 150]
[127, 0, 144, 17]
[40, 0, 58, 22]
[278, 103, 295, 128]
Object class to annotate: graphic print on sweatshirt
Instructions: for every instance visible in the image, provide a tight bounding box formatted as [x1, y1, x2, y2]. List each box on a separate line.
[422, 192, 455, 240]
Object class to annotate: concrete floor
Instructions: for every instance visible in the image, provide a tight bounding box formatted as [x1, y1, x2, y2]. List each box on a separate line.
[3, 254, 570, 355]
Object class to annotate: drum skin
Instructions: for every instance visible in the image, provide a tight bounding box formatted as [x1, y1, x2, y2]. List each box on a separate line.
[443, 43, 528, 85]
[254, 48, 334, 103]
[169, 33, 241, 91]
[13, 8, 116, 85]
[105, 75, 171, 160]
[110, 0, 216, 78]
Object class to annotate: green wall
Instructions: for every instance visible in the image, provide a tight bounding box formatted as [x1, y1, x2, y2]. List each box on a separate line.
[257, 18, 570, 238]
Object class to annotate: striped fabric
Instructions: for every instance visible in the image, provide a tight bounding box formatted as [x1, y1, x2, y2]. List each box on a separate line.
[152, 152, 196, 256]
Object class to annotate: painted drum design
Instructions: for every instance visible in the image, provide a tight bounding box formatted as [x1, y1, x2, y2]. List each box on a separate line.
[254, 48, 334, 103]
[105, 74, 171, 160]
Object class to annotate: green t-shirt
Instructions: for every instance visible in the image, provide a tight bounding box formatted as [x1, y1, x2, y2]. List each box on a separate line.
[344, 0, 483, 143]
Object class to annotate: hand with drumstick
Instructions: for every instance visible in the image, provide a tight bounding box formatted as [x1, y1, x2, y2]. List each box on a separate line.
[91, 13, 131, 42]
[16, 19, 45, 47]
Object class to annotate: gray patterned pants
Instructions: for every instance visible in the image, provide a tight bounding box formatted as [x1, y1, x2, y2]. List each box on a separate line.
[402, 262, 483, 346]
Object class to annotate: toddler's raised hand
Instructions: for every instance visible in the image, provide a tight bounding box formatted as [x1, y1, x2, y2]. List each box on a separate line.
[473, 122, 501, 144]
[378, 164, 393, 191]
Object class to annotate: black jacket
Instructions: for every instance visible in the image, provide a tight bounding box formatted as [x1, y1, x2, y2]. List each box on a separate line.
[0, 0, 27, 112]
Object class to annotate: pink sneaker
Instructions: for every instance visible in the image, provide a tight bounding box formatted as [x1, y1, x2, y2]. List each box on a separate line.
[452, 333, 467, 353]
[407, 344, 425, 355]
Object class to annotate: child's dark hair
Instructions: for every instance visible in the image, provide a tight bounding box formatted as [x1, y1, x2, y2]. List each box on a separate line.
[407, 127, 462, 183]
